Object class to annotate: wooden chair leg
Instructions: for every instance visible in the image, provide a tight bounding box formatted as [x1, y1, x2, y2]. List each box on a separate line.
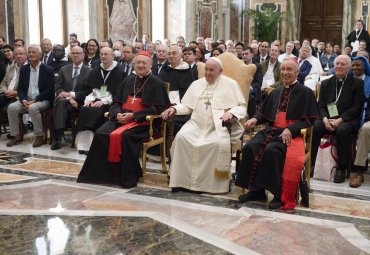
[70, 113, 78, 148]
[160, 142, 167, 174]
[18, 113, 24, 141]
[142, 146, 148, 179]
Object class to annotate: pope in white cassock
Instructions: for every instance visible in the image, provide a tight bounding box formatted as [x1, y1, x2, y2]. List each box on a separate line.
[161, 57, 247, 193]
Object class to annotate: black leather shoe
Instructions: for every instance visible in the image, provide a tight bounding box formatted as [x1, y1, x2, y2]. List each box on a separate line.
[51, 138, 65, 150]
[268, 197, 282, 209]
[121, 174, 138, 189]
[78, 150, 86, 154]
[239, 191, 267, 202]
[334, 168, 346, 183]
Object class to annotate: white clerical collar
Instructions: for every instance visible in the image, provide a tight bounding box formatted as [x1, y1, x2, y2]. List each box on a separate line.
[283, 79, 298, 88]
[355, 74, 366, 80]
[100, 60, 117, 71]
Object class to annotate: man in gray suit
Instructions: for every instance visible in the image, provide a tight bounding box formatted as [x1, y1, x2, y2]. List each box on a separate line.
[51, 46, 92, 150]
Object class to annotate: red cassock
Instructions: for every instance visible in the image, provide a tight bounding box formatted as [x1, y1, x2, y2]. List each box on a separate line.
[274, 112, 305, 209]
[108, 96, 149, 162]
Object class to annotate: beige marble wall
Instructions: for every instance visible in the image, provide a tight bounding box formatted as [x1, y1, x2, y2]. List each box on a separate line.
[108, 0, 137, 44]
[0, 0, 7, 40]
[166, 0, 187, 42]
[66, 0, 88, 43]
[286, 0, 301, 41]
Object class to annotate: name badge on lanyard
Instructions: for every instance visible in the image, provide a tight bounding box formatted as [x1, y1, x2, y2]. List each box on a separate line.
[100, 69, 111, 97]
[327, 77, 345, 118]
[327, 103, 339, 118]
[100, 85, 107, 97]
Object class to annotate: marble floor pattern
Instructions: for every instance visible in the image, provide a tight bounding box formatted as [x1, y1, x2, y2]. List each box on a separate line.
[0, 135, 369, 254]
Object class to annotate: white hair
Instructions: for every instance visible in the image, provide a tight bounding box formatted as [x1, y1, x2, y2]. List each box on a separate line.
[28, 44, 42, 54]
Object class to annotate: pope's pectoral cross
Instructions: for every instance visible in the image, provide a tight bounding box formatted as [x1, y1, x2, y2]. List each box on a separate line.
[205, 99, 211, 110]
[131, 96, 137, 104]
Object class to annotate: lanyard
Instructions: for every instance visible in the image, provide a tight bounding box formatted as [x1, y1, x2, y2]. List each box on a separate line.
[100, 69, 111, 85]
[356, 29, 362, 40]
[335, 77, 346, 103]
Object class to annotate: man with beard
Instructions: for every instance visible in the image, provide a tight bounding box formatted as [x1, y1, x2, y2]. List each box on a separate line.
[77, 51, 170, 188]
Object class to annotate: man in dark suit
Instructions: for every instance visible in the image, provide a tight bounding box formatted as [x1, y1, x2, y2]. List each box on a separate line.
[298, 45, 313, 85]
[252, 41, 270, 64]
[51, 46, 92, 150]
[347, 20, 370, 53]
[242, 46, 262, 117]
[7, 44, 55, 147]
[40, 38, 54, 65]
[151, 44, 169, 76]
[120, 45, 136, 76]
[182, 46, 198, 79]
[311, 55, 365, 183]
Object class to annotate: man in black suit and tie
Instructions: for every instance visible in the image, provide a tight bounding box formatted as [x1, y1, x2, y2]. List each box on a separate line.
[41, 38, 54, 65]
[7, 44, 55, 147]
[51, 46, 92, 150]
[242, 46, 262, 117]
[252, 41, 270, 64]
[121, 45, 136, 76]
[311, 55, 365, 183]
[151, 44, 168, 76]
[182, 46, 198, 79]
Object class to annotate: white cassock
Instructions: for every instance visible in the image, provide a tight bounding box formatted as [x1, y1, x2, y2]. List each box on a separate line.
[170, 75, 247, 193]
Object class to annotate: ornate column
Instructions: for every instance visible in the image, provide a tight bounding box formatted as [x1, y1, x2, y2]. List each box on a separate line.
[195, 0, 221, 39]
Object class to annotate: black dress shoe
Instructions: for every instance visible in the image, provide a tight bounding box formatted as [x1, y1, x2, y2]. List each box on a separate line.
[172, 187, 181, 192]
[51, 138, 65, 150]
[78, 150, 86, 154]
[334, 168, 346, 183]
[268, 196, 282, 209]
[239, 191, 267, 202]
[121, 174, 138, 189]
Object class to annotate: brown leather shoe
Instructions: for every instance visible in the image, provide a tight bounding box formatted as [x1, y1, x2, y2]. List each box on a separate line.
[33, 136, 46, 148]
[6, 136, 22, 147]
[349, 173, 364, 188]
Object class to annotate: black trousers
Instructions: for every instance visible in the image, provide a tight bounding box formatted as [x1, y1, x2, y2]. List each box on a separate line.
[311, 119, 357, 169]
[53, 97, 79, 139]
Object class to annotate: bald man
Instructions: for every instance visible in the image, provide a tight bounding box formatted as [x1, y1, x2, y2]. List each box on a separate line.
[236, 59, 319, 210]
[51, 46, 92, 150]
[74, 46, 126, 153]
[77, 51, 170, 188]
[161, 57, 247, 194]
[311, 55, 365, 183]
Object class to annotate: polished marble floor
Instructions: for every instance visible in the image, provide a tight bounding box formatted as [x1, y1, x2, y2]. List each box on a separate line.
[0, 134, 369, 254]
